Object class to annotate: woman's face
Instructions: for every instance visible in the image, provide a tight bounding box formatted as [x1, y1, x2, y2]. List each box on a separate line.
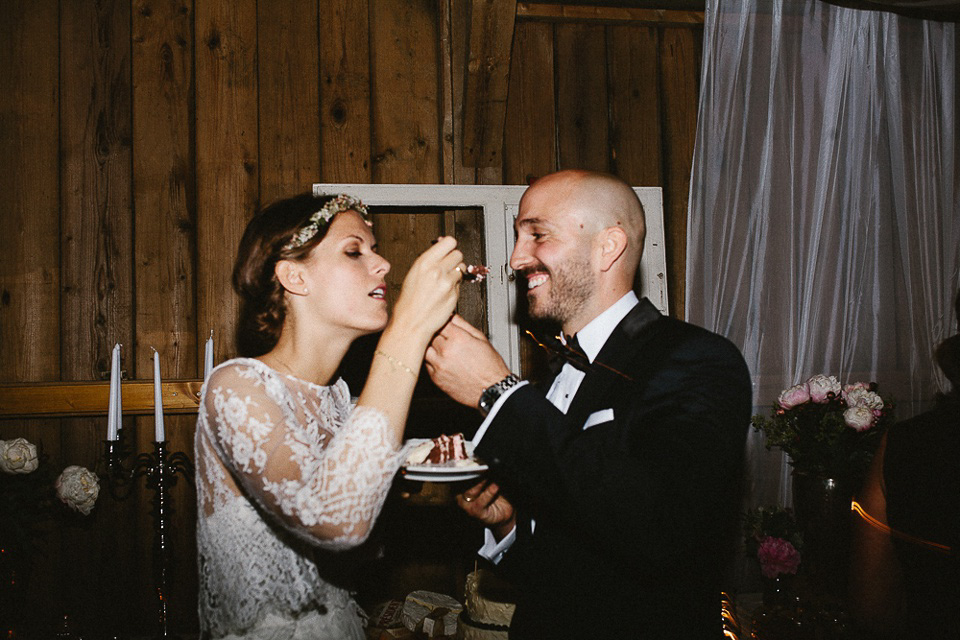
[298, 210, 391, 335]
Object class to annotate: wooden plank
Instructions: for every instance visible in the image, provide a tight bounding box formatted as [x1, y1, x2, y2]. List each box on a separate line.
[516, 3, 704, 25]
[607, 25, 663, 188]
[555, 22, 610, 172]
[132, 3, 198, 632]
[320, 0, 373, 183]
[258, 0, 321, 201]
[503, 20, 557, 185]
[462, 0, 517, 168]
[0, 1, 62, 632]
[0, 0, 61, 384]
[195, 0, 259, 364]
[59, 0, 135, 634]
[660, 26, 699, 319]
[0, 380, 204, 418]
[369, 0, 442, 183]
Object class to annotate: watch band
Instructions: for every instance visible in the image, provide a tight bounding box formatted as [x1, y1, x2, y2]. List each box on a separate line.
[478, 374, 521, 416]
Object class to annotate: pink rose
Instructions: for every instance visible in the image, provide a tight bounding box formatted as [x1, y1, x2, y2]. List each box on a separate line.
[757, 536, 801, 578]
[778, 383, 810, 409]
[844, 406, 875, 432]
[806, 374, 841, 403]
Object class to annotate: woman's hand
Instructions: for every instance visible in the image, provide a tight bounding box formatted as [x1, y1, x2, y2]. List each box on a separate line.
[391, 236, 464, 342]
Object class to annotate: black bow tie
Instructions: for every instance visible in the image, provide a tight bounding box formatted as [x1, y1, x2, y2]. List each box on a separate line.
[540, 333, 590, 375]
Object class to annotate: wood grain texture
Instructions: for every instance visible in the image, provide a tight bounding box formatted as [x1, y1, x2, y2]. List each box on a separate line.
[517, 3, 704, 25]
[58, 0, 136, 634]
[503, 20, 557, 185]
[195, 0, 259, 362]
[0, 0, 60, 384]
[607, 24, 662, 187]
[132, 2, 198, 631]
[660, 26, 699, 319]
[555, 22, 611, 172]
[370, 0, 441, 183]
[0, 380, 204, 417]
[258, 0, 321, 201]
[461, 0, 517, 168]
[320, 0, 372, 183]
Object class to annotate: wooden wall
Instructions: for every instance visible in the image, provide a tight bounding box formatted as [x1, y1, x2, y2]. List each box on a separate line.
[0, 1, 701, 636]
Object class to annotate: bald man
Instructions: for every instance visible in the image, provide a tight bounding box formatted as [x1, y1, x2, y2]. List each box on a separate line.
[426, 170, 751, 639]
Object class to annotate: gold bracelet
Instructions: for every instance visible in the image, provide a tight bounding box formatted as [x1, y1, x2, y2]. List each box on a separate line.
[374, 349, 417, 379]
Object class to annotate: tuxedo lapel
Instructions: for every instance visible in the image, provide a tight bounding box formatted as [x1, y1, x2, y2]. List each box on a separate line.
[565, 299, 662, 424]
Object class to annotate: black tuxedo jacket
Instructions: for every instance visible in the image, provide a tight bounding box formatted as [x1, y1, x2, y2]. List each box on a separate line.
[474, 298, 752, 640]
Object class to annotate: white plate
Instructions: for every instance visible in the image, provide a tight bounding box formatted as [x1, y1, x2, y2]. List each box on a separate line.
[401, 461, 489, 482]
[401, 438, 488, 482]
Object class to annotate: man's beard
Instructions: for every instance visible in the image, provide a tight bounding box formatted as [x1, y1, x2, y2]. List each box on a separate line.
[525, 256, 595, 326]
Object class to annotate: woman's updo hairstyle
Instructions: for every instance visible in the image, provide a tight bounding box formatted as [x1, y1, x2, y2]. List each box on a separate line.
[233, 193, 341, 357]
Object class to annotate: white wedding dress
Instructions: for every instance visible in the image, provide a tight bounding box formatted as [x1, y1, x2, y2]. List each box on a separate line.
[195, 358, 403, 640]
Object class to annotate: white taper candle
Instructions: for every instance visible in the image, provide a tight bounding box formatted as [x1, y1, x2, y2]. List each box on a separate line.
[153, 348, 165, 442]
[204, 330, 214, 383]
[106, 343, 121, 441]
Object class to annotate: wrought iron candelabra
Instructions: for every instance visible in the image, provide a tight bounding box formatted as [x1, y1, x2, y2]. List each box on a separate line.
[103, 435, 194, 640]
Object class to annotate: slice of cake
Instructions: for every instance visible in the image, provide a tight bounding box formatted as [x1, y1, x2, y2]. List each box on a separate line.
[405, 433, 470, 465]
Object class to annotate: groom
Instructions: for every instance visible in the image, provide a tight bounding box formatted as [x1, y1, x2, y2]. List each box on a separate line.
[425, 170, 752, 639]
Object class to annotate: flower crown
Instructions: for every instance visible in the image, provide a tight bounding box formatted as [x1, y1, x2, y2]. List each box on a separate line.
[284, 194, 370, 250]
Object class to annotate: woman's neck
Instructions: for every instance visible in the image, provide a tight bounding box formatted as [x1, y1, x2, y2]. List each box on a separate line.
[260, 327, 354, 386]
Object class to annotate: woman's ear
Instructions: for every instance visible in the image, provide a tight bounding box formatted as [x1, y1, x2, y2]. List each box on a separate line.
[597, 226, 628, 272]
[275, 260, 309, 296]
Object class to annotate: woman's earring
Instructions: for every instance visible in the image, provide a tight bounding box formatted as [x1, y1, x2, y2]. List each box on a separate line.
[302, 288, 309, 295]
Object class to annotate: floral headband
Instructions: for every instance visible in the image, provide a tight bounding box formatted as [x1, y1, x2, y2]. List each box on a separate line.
[284, 194, 371, 250]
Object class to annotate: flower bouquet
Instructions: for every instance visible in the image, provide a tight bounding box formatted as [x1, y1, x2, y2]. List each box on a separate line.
[751, 374, 893, 483]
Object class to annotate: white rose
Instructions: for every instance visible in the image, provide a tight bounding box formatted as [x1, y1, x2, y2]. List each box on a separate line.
[806, 374, 841, 403]
[0, 437, 40, 474]
[844, 406, 876, 432]
[55, 465, 100, 515]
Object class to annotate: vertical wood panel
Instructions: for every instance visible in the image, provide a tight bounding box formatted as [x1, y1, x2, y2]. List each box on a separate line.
[503, 21, 557, 184]
[59, 0, 134, 634]
[133, 0, 197, 633]
[258, 0, 321, 201]
[370, 0, 441, 184]
[0, 1, 61, 634]
[195, 0, 258, 361]
[320, 0, 372, 183]
[607, 25, 662, 187]
[555, 23, 610, 172]
[660, 26, 699, 319]
[0, 0, 61, 383]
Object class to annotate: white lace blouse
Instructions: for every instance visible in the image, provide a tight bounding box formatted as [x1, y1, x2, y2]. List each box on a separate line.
[195, 358, 403, 639]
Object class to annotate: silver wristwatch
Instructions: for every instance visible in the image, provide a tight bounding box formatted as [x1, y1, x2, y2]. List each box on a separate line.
[478, 374, 521, 416]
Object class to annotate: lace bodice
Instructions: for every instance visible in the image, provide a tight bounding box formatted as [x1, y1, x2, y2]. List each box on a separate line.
[195, 358, 403, 639]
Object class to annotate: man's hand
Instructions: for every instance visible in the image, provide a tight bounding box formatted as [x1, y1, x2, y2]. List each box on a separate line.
[457, 479, 516, 542]
[425, 315, 512, 408]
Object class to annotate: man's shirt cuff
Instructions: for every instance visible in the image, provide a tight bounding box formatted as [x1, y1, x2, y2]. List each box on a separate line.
[472, 380, 528, 444]
[478, 525, 516, 565]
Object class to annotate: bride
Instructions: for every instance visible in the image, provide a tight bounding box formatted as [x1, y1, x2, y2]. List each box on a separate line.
[195, 193, 464, 639]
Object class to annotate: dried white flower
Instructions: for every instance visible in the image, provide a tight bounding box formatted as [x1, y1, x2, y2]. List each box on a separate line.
[55, 465, 100, 515]
[0, 437, 40, 474]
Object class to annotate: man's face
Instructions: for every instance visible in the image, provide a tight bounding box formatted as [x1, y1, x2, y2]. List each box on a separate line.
[509, 181, 597, 328]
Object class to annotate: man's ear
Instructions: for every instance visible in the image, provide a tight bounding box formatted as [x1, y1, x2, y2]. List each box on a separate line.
[275, 259, 308, 296]
[597, 226, 628, 272]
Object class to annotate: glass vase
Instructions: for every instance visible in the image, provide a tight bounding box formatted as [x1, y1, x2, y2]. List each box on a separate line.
[791, 472, 853, 593]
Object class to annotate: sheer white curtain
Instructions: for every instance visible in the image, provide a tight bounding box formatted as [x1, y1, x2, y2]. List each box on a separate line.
[686, 0, 959, 507]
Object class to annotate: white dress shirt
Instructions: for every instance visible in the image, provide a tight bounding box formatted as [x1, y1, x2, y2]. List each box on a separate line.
[474, 291, 640, 563]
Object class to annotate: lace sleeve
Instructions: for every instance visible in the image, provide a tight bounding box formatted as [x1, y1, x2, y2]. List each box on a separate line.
[202, 361, 402, 551]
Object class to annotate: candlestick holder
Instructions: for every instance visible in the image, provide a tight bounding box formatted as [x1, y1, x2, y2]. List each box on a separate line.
[103, 435, 194, 640]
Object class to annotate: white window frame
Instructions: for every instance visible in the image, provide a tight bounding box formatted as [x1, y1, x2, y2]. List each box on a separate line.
[313, 183, 667, 374]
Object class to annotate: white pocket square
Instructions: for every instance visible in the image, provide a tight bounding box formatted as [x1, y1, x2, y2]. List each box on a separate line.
[583, 408, 614, 430]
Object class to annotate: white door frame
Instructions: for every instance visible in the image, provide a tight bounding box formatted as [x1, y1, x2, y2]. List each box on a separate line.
[313, 183, 667, 374]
